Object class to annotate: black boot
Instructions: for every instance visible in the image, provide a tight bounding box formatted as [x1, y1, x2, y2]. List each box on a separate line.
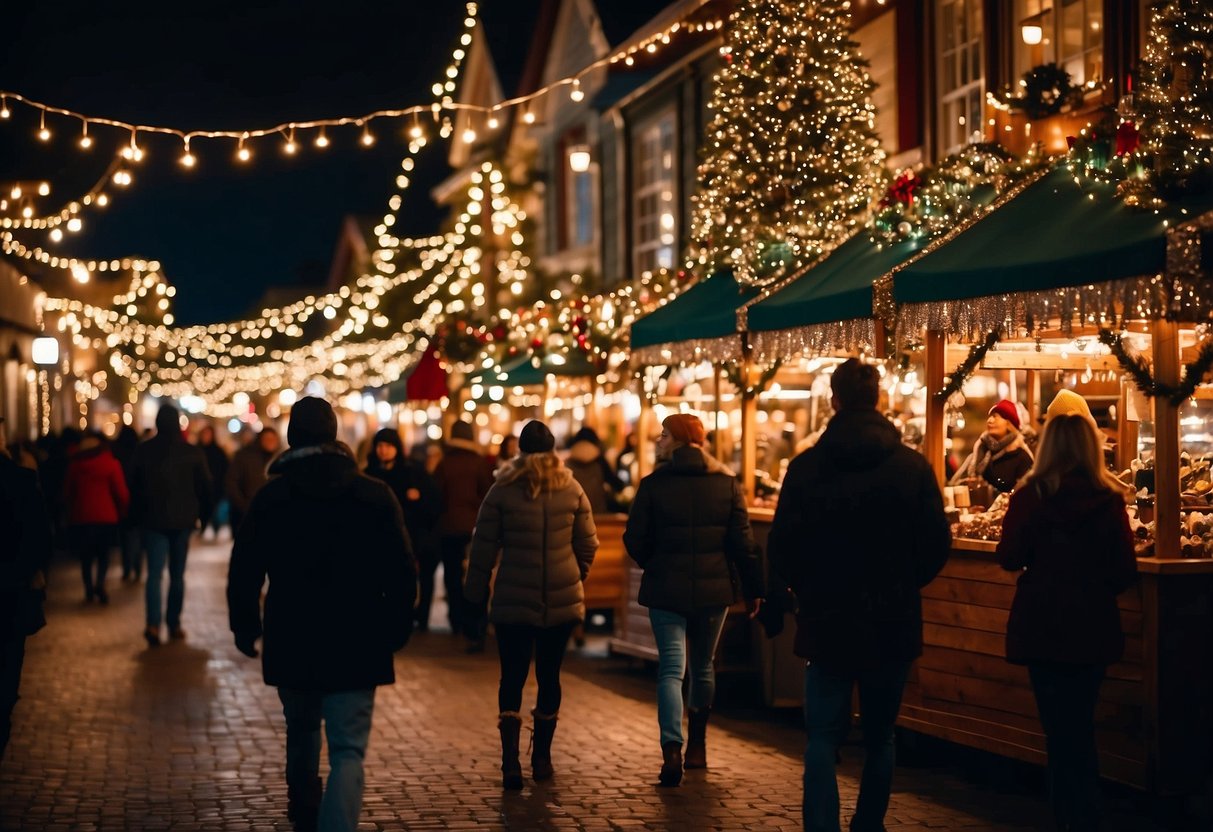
[685, 707, 710, 769]
[530, 710, 558, 781]
[659, 741, 683, 787]
[499, 712, 524, 790]
[287, 775, 321, 832]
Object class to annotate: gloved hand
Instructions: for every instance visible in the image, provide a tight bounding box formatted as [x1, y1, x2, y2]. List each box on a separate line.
[234, 632, 260, 658]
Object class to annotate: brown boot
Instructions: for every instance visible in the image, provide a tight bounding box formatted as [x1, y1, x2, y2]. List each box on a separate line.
[530, 710, 558, 781]
[658, 741, 683, 787]
[498, 712, 524, 790]
[684, 707, 710, 769]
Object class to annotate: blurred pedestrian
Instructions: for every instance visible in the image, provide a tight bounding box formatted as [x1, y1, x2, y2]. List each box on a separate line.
[565, 427, 624, 514]
[624, 413, 765, 787]
[111, 426, 143, 581]
[129, 404, 212, 646]
[63, 431, 129, 604]
[768, 358, 950, 832]
[431, 419, 493, 640]
[365, 428, 440, 632]
[1, 428, 52, 761]
[464, 420, 597, 789]
[228, 396, 416, 832]
[998, 414, 1136, 832]
[196, 424, 230, 540]
[492, 434, 518, 475]
[227, 427, 279, 535]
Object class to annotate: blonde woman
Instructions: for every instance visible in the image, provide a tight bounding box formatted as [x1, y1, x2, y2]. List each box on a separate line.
[997, 414, 1137, 831]
[464, 420, 598, 790]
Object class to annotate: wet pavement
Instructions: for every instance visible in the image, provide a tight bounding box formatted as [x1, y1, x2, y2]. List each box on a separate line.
[0, 536, 1194, 830]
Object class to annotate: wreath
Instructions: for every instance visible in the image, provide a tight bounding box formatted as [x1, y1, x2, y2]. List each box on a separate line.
[1003, 63, 1078, 119]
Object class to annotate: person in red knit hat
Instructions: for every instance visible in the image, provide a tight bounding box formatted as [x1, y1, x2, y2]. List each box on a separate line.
[949, 399, 1034, 493]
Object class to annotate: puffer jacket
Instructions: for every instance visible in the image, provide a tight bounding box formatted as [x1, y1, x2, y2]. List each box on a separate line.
[566, 439, 624, 514]
[64, 438, 129, 526]
[464, 454, 598, 627]
[624, 445, 764, 615]
[130, 409, 212, 531]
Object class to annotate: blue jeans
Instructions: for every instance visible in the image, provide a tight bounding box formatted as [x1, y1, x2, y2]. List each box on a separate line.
[1028, 663, 1105, 832]
[803, 660, 911, 832]
[278, 688, 375, 832]
[648, 607, 728, 747]
[143, 529, 190, 630]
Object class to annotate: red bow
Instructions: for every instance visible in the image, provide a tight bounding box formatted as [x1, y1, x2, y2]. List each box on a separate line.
[888, 171, 920, 206]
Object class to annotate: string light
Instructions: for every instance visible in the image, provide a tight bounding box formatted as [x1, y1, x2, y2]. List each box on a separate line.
[360, 122, 375, 146]
[179, 138, 196, 168]
[0, 96, 9, 118]
[236, 134, 251, 162]
[78, 120, 92, 149]
[570, 80, 584, 102]
[283, 126, 298, 155]
[37, 110, 50, 141]
[314, 127, 329, 149]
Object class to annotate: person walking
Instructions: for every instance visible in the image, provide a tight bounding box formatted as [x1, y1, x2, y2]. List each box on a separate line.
[623, 413, 765, 787]
[464, 420, 598, 790]
[767, 358, 951, 832]
[997, 413, 1136, 832]
[431, 419, 493, 639]
[227, 396, 416, 832]
[226, 427, 279, 535]
[111, 426, 143, 581]
[365, 428, 440, 632]
[196, 424, 230, 540]
[63, 431, 129, 603]
[565, 426, 625, 514]
[129, 404, 212, 646]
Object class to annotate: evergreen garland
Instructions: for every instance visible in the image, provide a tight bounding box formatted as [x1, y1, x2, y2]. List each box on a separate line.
[724, 359, 783, 396]
[1099, 329, 1213, 404]
[933, 329, 1000, 402]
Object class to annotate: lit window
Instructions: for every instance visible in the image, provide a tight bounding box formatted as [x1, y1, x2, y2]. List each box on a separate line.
[936, 0, 985, 155]
[632, 109, 677, 275]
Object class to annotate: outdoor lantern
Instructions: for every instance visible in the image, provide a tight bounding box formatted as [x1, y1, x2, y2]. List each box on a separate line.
[32, 336, 59, 366]
[568, 145, 592, 173]
[1021, 23, 1043, 45]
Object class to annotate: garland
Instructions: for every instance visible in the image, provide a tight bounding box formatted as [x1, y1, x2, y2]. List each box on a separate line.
[933, 329, 1000, 402]
[1099, 329, 1213, 404]
[724, 359, 783, 397]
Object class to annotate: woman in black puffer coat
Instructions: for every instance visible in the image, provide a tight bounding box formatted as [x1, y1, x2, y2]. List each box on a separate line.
[624, 413, 764, 787]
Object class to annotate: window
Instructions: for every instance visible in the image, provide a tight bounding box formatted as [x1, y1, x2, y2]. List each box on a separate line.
[936, 0, 984, 155]
[567, 164, 594, 249]
[1014, 0, 1104, 87]
[632, 109, 677, 276]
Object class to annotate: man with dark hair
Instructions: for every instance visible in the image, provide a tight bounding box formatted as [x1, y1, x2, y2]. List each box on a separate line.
[768, 358, 950, 832]
[228, 396, 416, 832]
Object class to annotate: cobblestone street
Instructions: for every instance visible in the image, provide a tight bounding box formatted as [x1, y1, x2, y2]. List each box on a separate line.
[0, 538, 1184, 831]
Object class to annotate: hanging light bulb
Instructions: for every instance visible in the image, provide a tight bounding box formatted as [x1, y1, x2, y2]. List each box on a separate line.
[123, 130, 144, 162]
[360, 122, 375, 146]
[570, 79, 584, 102]
[487, 114, 500, 130]
[49, 228, 63, 243]
[315, 128, 330, 149]
[37, 182, 50, 196]
[66, 217, 82, 233]
[96, 193, 109, 207]
[236, 134, 251, 162]
[9, 186, 20, 199]
[462, 126, 477, 144]
[523, 109, 536, 124]
[0, 97, 9, 118]
[408, 118, 425, 141]
[37, 110, 51, 142]
[78, 120, 93, 149]
[283, 126, 298, 155]
[179, 138, 196, 168]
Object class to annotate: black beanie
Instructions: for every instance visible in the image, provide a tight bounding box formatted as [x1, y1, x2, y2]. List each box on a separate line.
[518, 420, 555, 454]
[287, 396, 338, 447]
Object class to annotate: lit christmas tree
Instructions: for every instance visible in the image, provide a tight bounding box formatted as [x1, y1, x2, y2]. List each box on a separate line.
[691, 0, 886, 286]
[1133, 0, 1213, 201]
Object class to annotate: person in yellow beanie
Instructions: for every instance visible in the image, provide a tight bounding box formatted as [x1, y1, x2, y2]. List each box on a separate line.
[1046, 389, 1094, 422]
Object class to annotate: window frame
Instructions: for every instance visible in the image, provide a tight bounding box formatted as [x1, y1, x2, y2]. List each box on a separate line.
[630, 107, 678, 278]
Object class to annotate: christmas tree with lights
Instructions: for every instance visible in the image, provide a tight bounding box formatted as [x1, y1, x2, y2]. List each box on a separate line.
[691, 0, 886, 286]
[1133, 0, 1213, 201]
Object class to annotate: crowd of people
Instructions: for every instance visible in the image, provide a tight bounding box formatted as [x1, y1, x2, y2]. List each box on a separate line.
[0, 374, 1137, 832]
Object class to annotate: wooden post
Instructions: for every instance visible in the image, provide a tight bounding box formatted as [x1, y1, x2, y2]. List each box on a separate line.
[1025, 369, 1040, 428]
[1117, 376, 1139, 473]
[925, 329, 947, 489]
[1152, 319, 1181, 559]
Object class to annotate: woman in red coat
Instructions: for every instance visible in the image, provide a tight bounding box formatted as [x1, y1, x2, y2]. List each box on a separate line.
[64, 432, 130, 603]
[997, 414, 1136, 832]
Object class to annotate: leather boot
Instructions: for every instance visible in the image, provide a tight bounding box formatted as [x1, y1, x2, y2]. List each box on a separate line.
[658, 741, 683, 787]
[684, 707, 710, 769]
[530, 710, 558, 781]
[498, 712, 524, 790]
[286, 775, 321, 832]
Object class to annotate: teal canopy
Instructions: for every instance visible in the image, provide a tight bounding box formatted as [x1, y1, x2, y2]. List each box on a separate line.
[629, 270, 759, 349]
[465, 351, 597, 389]
[893, 166, 1208, 304]
[746, 234, 924, 331]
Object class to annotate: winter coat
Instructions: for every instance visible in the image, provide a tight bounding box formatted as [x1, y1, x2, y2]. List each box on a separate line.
[129, 412, 212, 531]
[566, 439, 624, 514]
[951, 431, 1033, 493]
[768, 409, 951, 669]
[365, 458, 441, 547]
[226, 443, 275, 515]
[227, 444, 417, 692]
[624, 445, 764, 616]
[64, 440, 129, 526]
[998, 473, 1137, 666]
[199, 442, 229, 502]
[464, 454, 598, 627]
[0, 456, 52, 640]
[433, 438, 494, 536]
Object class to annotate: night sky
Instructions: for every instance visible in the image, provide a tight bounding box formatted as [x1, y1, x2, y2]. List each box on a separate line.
[0, 0, 474, 324]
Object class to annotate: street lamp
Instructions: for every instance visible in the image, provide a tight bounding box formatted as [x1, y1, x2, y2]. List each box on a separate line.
[32, 336, 59, 366]
[568, 145, 592, 173]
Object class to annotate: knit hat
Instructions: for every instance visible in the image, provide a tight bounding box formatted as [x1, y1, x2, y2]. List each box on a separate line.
[287, 396, 338, 447]
[988, 399, 1020, 430]
[449, 419, 474, 442]
[1046, 389, 1093, 422]
[663, 413, 706, 447]
[518, 420, 555, 454]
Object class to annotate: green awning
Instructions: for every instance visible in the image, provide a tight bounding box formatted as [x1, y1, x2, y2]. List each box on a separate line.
[894, 166, 1203, 305]
[629, 270, 759, 364]
[465, 351, 597, 389]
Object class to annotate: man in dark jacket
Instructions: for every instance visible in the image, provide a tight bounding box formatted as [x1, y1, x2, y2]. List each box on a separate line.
[768, 359, 950, 832]
[130, 404, 212, 646]
[227, 396, 416, 832]
[0, 438, 52, 761]
[226, 426, 279, 534]
[432, 419, 493, 638]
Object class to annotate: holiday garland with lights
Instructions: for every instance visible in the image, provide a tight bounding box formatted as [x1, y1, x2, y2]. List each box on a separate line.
[1099, 328, 1213, 405]
[691, 0, 886, 287]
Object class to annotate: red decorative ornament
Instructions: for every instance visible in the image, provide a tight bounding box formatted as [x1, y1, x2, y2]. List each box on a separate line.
[887, 170, 920, 206]
[1115, 120, 1140, 156]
